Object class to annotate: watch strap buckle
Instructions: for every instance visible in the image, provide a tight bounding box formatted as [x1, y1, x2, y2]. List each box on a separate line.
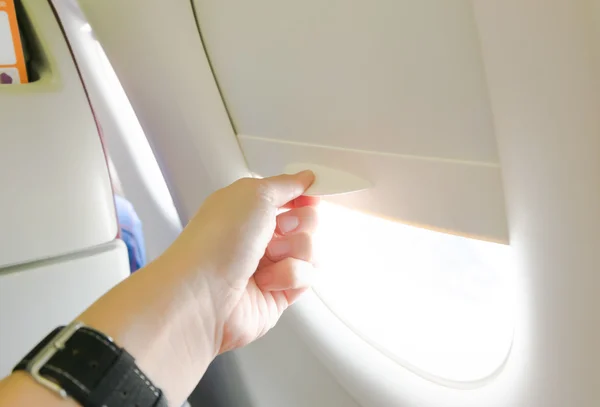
[25, 320, 84, 398]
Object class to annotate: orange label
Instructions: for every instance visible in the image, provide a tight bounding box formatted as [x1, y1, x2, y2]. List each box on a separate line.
[0, 0, 28, 84]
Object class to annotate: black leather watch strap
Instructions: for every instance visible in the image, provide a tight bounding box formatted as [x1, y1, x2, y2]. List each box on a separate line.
[13, 324, 167, 407]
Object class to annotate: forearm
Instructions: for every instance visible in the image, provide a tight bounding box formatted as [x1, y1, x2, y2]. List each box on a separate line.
[0, 253, 220, 407]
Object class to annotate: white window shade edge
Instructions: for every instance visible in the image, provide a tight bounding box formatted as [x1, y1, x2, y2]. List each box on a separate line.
[239, 134, 509, 243]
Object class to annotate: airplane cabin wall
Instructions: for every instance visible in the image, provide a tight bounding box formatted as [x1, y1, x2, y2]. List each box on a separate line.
[76, 0, 600, 406]
[5, 1, 598, 406]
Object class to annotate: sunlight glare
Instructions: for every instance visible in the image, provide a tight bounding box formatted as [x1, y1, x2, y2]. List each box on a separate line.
[312, 201, 515, 383]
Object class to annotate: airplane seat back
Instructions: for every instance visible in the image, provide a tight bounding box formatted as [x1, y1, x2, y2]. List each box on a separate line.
[0, 0, 129, 377]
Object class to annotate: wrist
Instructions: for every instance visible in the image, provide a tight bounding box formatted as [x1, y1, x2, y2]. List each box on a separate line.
[76, 255, 220, 406]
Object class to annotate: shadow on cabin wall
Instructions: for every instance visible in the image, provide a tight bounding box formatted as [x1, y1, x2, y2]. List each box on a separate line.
[189, 352, 255, 407]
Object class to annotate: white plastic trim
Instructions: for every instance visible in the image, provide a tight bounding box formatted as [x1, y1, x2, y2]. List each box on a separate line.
[75, 0, 251, 223]
[50, 0, 183, 261]
[0, 240, 129, 377]
[280, 290, 523, 407]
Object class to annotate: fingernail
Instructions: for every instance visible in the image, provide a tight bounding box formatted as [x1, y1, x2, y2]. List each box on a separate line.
[278, 216, 299, 234]
[268, 239, 291, 258]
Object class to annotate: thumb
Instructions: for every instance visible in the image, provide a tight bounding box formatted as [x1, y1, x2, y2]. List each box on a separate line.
[261, 170, 315, 208]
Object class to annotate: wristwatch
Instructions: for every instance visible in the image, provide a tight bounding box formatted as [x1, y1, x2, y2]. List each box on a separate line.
[13, 321, 167, 407]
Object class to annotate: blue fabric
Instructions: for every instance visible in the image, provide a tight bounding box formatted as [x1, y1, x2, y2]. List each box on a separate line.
[114, 194, 147, 273]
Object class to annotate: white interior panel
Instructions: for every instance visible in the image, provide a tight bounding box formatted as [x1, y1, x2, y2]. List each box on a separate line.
[235, 315, 360, 407]
[193, 0, 508, 241]
[473, 1, 600, 405]
[193, 0, 497, 163]
[240, 135, 507, 242]
[0, 0, 117, 268]
[76, 0, 250, 224]
[0, 240, 129, 376]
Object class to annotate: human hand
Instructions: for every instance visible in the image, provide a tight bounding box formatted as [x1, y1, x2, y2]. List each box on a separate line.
[0, 171, 319, 407]
[168, 171, 319, 353]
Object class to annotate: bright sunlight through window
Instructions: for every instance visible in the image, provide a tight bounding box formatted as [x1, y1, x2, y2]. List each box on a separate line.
[312, 201, 515, 384]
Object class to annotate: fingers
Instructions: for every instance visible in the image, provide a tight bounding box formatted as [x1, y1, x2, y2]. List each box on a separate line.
[281, 288, 309, 305]
[275, 206, 319, 236]
[253, 172, 319, 301]
[254, 258, 317, 292]
[260, 171, 315, 208]
[266, 232, 313, 263]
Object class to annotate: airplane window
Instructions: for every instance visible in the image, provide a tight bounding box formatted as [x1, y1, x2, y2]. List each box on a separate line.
[312, 201, 515, 384]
